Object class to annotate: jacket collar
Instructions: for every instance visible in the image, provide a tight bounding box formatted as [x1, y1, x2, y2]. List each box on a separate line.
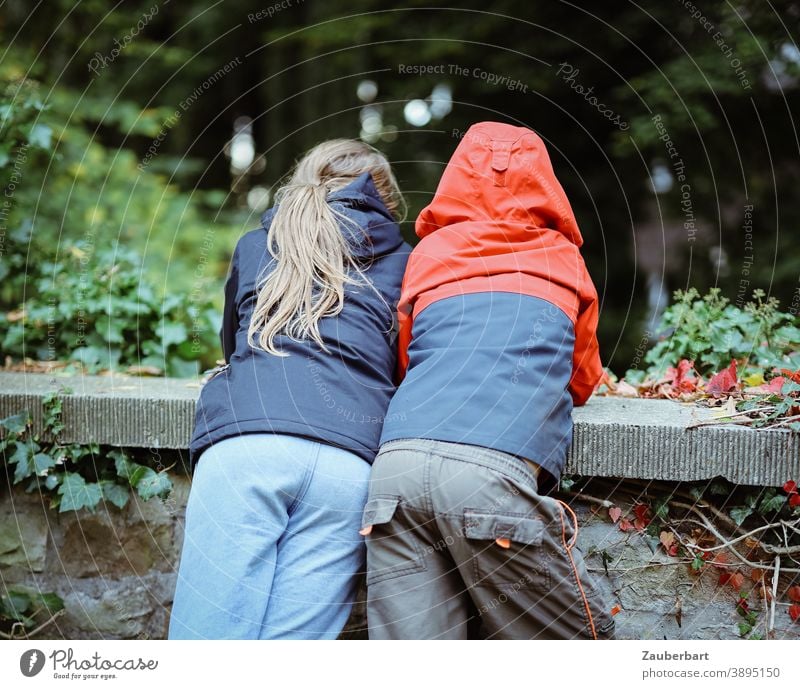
[260, 171, 402, 260]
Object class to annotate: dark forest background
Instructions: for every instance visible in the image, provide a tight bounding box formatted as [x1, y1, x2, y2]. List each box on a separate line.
[2, 1, 799, 375]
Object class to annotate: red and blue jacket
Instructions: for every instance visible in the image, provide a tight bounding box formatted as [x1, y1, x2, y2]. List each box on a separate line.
[379, 121, 603, 489]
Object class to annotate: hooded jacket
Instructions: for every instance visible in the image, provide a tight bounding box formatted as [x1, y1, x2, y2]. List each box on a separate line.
[379, 122, 602, 489]
[189, 171, 411, 474]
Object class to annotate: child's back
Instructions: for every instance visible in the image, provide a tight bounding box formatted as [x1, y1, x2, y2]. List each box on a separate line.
[380, 121, 602, 493]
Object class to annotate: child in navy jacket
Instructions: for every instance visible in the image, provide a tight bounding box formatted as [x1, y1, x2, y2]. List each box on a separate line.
[170, 139, 409, 640]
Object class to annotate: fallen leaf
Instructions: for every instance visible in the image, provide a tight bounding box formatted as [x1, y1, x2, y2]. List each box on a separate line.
[744, 537, 761, 552]
[633, 504, 652, 531]
[710, 552, 729, 568]
[615, 380, 639, 397]
[610, 604, 622, 616]
[787, 585, 800, 602]
[608, 506, 622, 523]
[659, 531, 679, 556]
[664, 359, 699, 395]
[743, 372, 765, 387]
[778, 368, 800, 384]
[729, 572, 745, 591]
[618, 518, 636, 532]
[784, 480, 798, 495]
[634, 504, 651, 521]
[789, 604, 800, 622]
[706, 359, 738, 396]
[764, 376, 787, 394]
[790, 494, 800, 508]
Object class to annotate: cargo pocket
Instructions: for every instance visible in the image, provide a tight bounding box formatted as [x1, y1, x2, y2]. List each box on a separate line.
[464, 509, 551, 592]
[362, 495, 426, 586]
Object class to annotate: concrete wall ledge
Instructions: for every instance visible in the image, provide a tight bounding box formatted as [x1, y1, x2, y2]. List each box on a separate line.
[1, 372, 798, 486]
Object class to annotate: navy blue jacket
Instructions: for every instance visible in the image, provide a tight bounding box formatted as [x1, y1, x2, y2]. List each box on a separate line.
[189, 172, 411, 473]
[380, 293, 575, 493]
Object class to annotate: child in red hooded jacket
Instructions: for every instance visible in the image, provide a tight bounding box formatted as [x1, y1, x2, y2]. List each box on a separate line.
[359, 121, 617, 640]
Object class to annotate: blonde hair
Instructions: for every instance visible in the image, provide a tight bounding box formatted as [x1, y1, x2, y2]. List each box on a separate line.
[247, 139, 404, 356]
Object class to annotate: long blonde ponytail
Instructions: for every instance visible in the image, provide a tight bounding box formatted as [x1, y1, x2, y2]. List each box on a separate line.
[247, 139, 404, 356]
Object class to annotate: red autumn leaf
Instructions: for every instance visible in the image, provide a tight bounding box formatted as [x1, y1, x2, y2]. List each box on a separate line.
[664, 359, 698, 393]
[737, 597, 750, 613]
[784, 480, 798, 494]
[618, 518, 636, 532]
[631, 504, 652, 531]
[778, 368, 800, 384]
[706, 359, 738, 396]
[710, 552, 729, 569]
[728, 572, 745, 591]
[789, 604, 800, 622]
[608, 506, 622, 523]
[659, 531, 679, 556]
[790, 494, 800, 508]
[761, 376, 787, 394]
[719, 571, 732, 586]
[787, 586, 800, 602]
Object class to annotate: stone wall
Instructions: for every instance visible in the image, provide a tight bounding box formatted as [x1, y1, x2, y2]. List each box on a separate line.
[2, 373, 798, 640]
[3, 469, 799, 640]
[1, 475, 190, 639]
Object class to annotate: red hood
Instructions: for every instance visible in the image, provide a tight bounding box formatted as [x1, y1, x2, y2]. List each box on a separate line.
[416, 121, 583, 247]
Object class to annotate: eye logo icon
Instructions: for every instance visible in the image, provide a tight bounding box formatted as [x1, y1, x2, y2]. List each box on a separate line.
[20, 649, 45, 677]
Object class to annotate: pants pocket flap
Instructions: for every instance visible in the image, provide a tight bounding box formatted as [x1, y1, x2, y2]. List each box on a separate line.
[361, 496, 400, 529]
[464, 510, 545, 546]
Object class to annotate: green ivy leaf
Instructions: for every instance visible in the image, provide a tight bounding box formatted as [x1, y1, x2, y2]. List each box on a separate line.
[44, 473, 61, 490]
[131, 467, 172, 500]
[758, 494, 786, 515]
[112, 450, 136, 481]
[1, 590, 31, 619]
[10, 442, 36, 484]
[157, 321, 187, 348]
[57, 473, 103, 513]
[32, 591, 64, 616]
[95, 313, 125, 344]
[100, 480, 130, 509]
[0, 412, 29, 434]
[729, 506, 753, 526]
[33, 452, 56, 476]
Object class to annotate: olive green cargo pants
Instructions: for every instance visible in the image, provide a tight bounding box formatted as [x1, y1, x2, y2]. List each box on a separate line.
[361, 439, 617, 640]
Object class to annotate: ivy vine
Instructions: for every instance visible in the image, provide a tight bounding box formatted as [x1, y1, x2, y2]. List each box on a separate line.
[1, 387, 173, 512]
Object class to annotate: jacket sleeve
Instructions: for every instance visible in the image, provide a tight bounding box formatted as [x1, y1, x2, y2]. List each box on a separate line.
[219, 241, 240, 364]
[394, 253, 419, 384]
[568, 271, 603, 406]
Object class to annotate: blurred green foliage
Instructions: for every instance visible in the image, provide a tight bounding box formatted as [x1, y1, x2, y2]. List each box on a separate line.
[0, 51, 235, 374]
[1, 0, 799, 373]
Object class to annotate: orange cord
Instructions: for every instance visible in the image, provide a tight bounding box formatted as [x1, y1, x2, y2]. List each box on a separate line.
[556, 498, 597, 639]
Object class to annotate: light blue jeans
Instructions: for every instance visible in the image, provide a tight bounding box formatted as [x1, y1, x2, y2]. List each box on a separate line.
[168, 433, 371, 639]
